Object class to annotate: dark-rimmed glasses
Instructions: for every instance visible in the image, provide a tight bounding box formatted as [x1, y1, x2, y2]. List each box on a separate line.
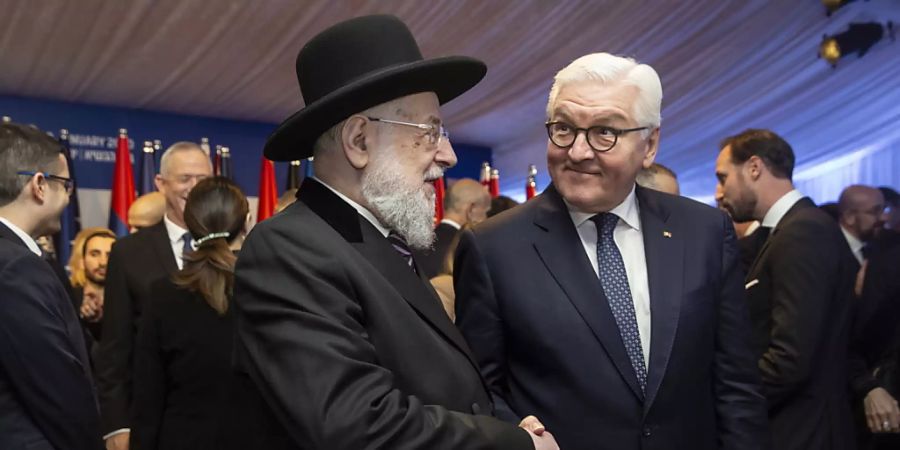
[17, 171, 75, 194]
[367, 117, 449, 147]
[545, 121, 649, 152]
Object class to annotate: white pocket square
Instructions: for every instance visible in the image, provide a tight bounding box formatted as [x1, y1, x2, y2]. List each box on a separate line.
[745, 279, 760, 290]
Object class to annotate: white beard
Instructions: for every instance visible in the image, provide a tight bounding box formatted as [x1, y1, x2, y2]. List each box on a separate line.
[361, 154, 442, 251]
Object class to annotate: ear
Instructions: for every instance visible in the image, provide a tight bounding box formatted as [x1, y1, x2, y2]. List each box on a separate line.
[341, 116, 373, 170]
[641, 128, 660, 169]
[154, 174, 165, 193]
[28, 173, 48, 204]
[746, 155, 764, 181]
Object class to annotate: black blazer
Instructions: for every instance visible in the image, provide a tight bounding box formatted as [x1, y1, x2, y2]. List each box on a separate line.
[132, 278, 233, 450]
[224, 179, 531, 449]
[744, 197, 858, 450]
[454, 184, 769, 450]
[95, 220, 177, 434]
[0, 221, 103, 450]
[414, 222, 460, 278]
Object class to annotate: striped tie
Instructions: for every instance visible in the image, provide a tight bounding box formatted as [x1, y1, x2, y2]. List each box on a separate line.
[387, 231, 416, 273]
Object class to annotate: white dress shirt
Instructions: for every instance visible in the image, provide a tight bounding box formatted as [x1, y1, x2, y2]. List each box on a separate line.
[313, 177, 390, 238]
[761, 189, 805, 229]
[568, 186, 651, 368]
[163, 214, 191, 270]
[440, 218, 462, 230]
[0, 217, 41, 256]
[840, 226, 865, 264]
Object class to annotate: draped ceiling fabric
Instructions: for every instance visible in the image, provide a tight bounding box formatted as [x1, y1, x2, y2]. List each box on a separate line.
[1, 0, 898, 202]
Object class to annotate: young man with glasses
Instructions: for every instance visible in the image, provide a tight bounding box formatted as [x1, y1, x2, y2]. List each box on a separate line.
[454, 53, 770, 450]
[0, 122, 102, 450]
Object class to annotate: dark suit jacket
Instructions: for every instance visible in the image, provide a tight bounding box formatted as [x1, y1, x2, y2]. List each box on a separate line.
[95, 221, 176, 434]
[414, 222, 460, 278]
[737, 226, 768, 277]
[0, 222, 103, 450]
[454, 184, 769, 450]
[225, 179, 531, 450]
[744, 197, 858, 450]
[132, 278, 233, 450]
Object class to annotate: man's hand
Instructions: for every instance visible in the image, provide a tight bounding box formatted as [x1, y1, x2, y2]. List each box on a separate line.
[865, 387, 900, 433]
[105, 431, 129, 450]
[80, 286, 104, 322]
[520, 415, 558, 449]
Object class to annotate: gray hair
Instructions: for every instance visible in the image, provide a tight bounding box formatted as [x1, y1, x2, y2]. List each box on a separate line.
[0, 123, 64, 207]
[159, 141, 209, 176]
[547, 53, 662, 131]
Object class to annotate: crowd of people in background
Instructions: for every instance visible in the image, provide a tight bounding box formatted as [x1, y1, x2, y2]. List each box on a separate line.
[1, 13, 899, 450]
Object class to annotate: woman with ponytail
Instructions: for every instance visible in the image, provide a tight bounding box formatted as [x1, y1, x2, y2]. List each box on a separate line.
[132, 177, 248, 450]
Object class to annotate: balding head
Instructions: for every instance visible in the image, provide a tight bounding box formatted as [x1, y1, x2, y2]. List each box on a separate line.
[838, 184, 886, 242]
[636, 162, 679, 195]
[128, 191, 166, 233]
[444, 178, 491, 226]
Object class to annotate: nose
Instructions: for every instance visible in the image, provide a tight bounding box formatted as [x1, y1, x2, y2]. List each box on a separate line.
[714, 184, 724, 202]
[567, 131, 594, 163]
[435, 138, 457, 169]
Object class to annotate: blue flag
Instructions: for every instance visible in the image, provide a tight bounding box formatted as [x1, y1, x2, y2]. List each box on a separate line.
[53, 129, 81, 269]
[138, 141, 157, 195]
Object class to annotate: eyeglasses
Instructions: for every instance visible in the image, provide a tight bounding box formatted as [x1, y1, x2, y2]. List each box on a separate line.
[366, 117, 449, 147]
[545, 121, 649, 152]
[17, 171, 75, 194]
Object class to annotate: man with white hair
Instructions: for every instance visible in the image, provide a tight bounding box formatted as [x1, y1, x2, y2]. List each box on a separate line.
[455, 53, 769, 450]
[95, 141, 211, 450]
[225, 15, 556, 450]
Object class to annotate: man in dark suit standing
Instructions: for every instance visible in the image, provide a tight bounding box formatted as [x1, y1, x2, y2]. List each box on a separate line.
[415, 177, 491, 278]
[454, 53, 769, 450]
[715, 129, 858, 450]
[0, 122, 102, 450]
[228, 15, 556, 450]
[95, 142, 211, 450]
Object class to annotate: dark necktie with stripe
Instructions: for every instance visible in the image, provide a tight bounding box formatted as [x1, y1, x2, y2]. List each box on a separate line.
[387, 231, 417, 273]
[591, 212, 647, 395]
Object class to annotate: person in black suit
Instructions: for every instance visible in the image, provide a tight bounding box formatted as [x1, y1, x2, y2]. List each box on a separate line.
[132, 177, 248, 450]
[0, 122, 103, 450]
[415, 177, 490, 278]
[95, 142, 212, 450]
[225, 15, 555, 450]
[454, 52, 769, 450]
[715, 129, 859, 450]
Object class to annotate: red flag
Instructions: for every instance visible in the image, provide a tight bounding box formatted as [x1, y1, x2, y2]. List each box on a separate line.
[526, 164, 537, 200]
[489, 169, 500, 198]
[257, 156, 278, 222]
[433, 177, 445, 224]
[108, 129, 135, 236]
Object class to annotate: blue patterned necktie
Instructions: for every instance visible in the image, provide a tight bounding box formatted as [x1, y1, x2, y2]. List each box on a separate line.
[591, 212, 647, 394]
[387, 231, 417, 274]
[182, 232, 193, 255]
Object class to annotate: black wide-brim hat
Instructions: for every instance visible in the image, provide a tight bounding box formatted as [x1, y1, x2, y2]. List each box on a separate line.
[264, 14, 487, 161]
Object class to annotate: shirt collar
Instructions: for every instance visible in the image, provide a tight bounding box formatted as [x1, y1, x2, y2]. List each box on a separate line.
[567, 184, 641, 231]
[163, 213, 189, 244]
[761, 189, 804, 228]
[0, 216, 42, 256]
[840, 225, 864, 256]
[312, 177, 391, 238]
[440, 218, 462, 230]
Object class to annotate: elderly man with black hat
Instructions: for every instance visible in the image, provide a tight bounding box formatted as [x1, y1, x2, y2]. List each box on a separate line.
[225, 15, 557, 450]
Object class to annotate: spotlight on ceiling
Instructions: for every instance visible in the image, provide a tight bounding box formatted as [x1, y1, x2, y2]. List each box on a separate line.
[819, 21, 894, 67]
[822, 0, 865, 16]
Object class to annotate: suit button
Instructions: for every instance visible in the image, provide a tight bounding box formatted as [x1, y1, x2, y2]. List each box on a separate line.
[471, 403, 481, 415]
[642, 426, 652, 437]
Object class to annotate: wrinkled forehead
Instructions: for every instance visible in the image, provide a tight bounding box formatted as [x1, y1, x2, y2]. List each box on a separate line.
[550, 80, 639, 122]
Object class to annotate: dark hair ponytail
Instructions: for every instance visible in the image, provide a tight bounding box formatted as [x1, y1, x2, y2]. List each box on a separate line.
[173, 177, 248, 315]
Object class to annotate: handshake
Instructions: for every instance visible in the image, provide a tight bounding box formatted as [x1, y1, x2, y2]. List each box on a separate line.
[519, 415, 560, 450]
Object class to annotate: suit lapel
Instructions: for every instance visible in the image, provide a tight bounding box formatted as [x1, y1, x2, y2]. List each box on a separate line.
[635, 187, 684, 412]
[746, 197, 814, 280]
[298, 179, 482, 373]
[148, 220, 178, 275]
[531, 186, 644, 400]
